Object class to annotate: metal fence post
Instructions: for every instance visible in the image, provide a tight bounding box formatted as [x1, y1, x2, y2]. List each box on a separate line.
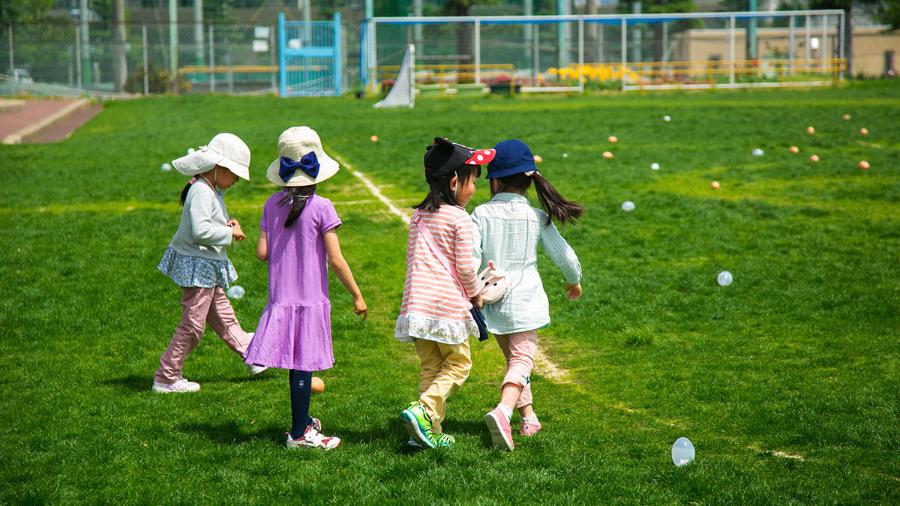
[839, 10, 845, 78]
[142, 25, 149, 94]
[7, 24, 12, 74]
[821, 14, 828, 74]
[334, 12, 342, 95]
[75, 24, 83, 90]
[474, 18, 481, 85]
[788, 16, 795, 76]
[805, 14, 811, 69]
[208, 24, 215, 93]
[620, 16, 626, 91]
[729, 15, 736, 85]
[578, 18, 584, 92]
[270, 24, 276, 94]
[279, 12, 286, 97]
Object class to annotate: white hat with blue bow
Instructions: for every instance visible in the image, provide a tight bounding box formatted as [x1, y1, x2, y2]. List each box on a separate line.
[267, 126, 340, 187]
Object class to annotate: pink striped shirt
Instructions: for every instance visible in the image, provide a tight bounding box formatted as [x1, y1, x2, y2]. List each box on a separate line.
[394, 205, 479, 344]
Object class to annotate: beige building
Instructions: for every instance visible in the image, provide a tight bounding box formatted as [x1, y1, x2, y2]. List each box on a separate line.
[672, 25, 899, 77]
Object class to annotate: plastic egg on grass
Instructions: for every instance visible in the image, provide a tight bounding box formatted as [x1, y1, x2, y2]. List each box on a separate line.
[710, 180, 721, 190]
[650, 162, 660, 171]
[608, 135, 618, 144]
[752, 148, 764, 156]
[672, 437, 695, 467]
[789, 146, 800, 154]
[663, 115, 672, 122]
[859, 160, 870, 170]
[842, 114, 851, 120]
[370, 135, 379, 142]
[860, 128, 869, 136]
[621, 200, 635, 212]
[810, 154, 820, 163]
[806, 126, 815, 135]
[533, 154, 543, 164]
[602, 151, 615, 160]
[311, 376, 325, 394]
[562, 152, 569, 159]
[227, 285, 245, 299]
[717, 271, 733, 286]
[160, 162, 172, 171]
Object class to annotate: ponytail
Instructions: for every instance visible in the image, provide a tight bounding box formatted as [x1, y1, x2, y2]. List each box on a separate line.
[531, 172, 583, 226]
[278, 185, 317, 227]
[495, 172, 583, 226]
[179, 180, 193, 206]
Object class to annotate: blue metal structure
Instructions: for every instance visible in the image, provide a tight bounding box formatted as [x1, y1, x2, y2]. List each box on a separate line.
[279, 12, 342, 97]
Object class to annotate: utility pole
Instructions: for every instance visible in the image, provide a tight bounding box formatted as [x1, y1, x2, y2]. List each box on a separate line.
[79, 0, 91, 87]
[747, 0, 758, 61]
[112, 0, 127, 91]
[194, 0, 204, 66]
[169, 0, 178, 87]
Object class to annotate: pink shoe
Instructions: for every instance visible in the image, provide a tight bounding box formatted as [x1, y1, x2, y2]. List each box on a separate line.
[519, 419, 542, 436]
[484, 408, 515, 450]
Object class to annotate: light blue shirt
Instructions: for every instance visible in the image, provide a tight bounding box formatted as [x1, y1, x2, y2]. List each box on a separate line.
[471, 193, 582, 335]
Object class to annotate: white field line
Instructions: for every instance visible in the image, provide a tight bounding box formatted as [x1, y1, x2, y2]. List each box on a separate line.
[333, 153, 572, 383]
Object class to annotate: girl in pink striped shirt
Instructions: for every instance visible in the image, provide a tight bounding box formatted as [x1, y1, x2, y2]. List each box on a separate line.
[396, 137, 496, 449]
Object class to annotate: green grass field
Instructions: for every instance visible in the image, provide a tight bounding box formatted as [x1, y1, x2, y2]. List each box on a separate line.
[1, 82, 898, 504]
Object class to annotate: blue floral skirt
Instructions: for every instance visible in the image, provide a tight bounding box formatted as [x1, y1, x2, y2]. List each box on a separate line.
[157, 247, 237, 288]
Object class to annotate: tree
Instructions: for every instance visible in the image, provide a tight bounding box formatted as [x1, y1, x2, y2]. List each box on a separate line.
[0, 0, 53, 24]
[441, 1, 502, 66]
[806, 0, 893, 76]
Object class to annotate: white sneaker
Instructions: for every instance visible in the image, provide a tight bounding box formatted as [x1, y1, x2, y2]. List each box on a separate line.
[285, 427, 341, 450]
[247, 364, 268, 376]
[152, 378, 200, 393]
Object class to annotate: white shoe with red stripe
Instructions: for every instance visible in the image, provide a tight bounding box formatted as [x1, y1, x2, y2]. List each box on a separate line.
[484, 407, 515, 451]
[286, 426, 341, 450]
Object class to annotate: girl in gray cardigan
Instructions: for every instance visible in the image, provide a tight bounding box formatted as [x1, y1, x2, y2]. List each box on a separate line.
[153, 133, 267, 393]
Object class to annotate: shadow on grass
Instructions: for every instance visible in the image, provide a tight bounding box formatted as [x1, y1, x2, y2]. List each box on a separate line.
[177, 420, 284, 446]
[103, 375, 151, 392]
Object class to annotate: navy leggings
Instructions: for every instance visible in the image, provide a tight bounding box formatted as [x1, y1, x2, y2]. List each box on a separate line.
[289, 370, 314, 439]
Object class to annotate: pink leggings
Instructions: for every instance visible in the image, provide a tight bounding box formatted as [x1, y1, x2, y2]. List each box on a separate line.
[154, 286, 252, 384]
[495, 330, 538, 409]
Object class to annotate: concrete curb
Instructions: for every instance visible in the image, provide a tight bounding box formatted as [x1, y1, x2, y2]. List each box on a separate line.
[3, 99, 90, 145]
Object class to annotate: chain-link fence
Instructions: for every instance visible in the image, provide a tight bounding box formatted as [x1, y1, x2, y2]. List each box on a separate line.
[1, 20, 290, 97]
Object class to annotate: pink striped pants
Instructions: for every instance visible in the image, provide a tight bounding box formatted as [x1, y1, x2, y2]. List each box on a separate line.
[154, 286, 252, 384]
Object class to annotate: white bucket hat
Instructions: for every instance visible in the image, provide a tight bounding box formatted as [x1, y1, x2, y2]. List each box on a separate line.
[172, 133, 251, 180]
[267, 126, 339, 187]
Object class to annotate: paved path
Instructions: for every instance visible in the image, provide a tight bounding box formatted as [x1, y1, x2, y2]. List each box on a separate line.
[0, 99, 102, 143]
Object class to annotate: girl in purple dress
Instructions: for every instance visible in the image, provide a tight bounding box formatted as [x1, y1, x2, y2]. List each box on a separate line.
[244, 127, 367, 450]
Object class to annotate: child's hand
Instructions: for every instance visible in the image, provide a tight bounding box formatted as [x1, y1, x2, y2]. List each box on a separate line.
[229, 219, 245, 241]
[566, 283, 582, 300]
[353, 296, 368, 320]
[472, 294, 484, 310]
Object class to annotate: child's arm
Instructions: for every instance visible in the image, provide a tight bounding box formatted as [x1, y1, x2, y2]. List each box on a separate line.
[324, 231, 367, 320]
[256, 231, 268, 261]
[539, 218, 583, 299]
[189, 190, 238, 245]
[453, 218, 480, 299]
[471, 212, 484, 270]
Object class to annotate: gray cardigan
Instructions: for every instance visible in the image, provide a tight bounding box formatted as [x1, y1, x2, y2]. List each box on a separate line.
[168, 180, 232, 260]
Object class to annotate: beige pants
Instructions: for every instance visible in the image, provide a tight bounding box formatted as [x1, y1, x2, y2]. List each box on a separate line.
[415, 338, 472, 434]
[154, 286, 252, 384]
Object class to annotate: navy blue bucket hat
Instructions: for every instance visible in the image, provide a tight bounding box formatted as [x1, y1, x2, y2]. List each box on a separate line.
[486, 139, 537, 179]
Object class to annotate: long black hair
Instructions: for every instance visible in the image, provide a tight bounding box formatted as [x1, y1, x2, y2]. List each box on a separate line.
[494, 172, 584, 225]
[413, 164, 481, 212]
[278, 185, 317, 227]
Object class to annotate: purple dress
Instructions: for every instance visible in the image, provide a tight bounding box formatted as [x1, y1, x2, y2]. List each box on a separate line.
[244, 193, 341, 371]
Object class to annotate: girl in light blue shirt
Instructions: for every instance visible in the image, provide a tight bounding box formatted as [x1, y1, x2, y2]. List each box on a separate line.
[473, 139, 583, 451]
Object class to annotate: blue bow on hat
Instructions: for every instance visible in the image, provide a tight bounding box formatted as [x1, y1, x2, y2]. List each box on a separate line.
[279, 151, 319, 182]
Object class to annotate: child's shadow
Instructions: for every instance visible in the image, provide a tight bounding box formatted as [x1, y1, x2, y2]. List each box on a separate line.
[177, 421, 283, 446]
[102, 375, 150, 393]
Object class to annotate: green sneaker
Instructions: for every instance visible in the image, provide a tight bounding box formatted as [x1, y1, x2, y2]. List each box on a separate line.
[400, 402, 436, 449]
[433, 433, 455, 447]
